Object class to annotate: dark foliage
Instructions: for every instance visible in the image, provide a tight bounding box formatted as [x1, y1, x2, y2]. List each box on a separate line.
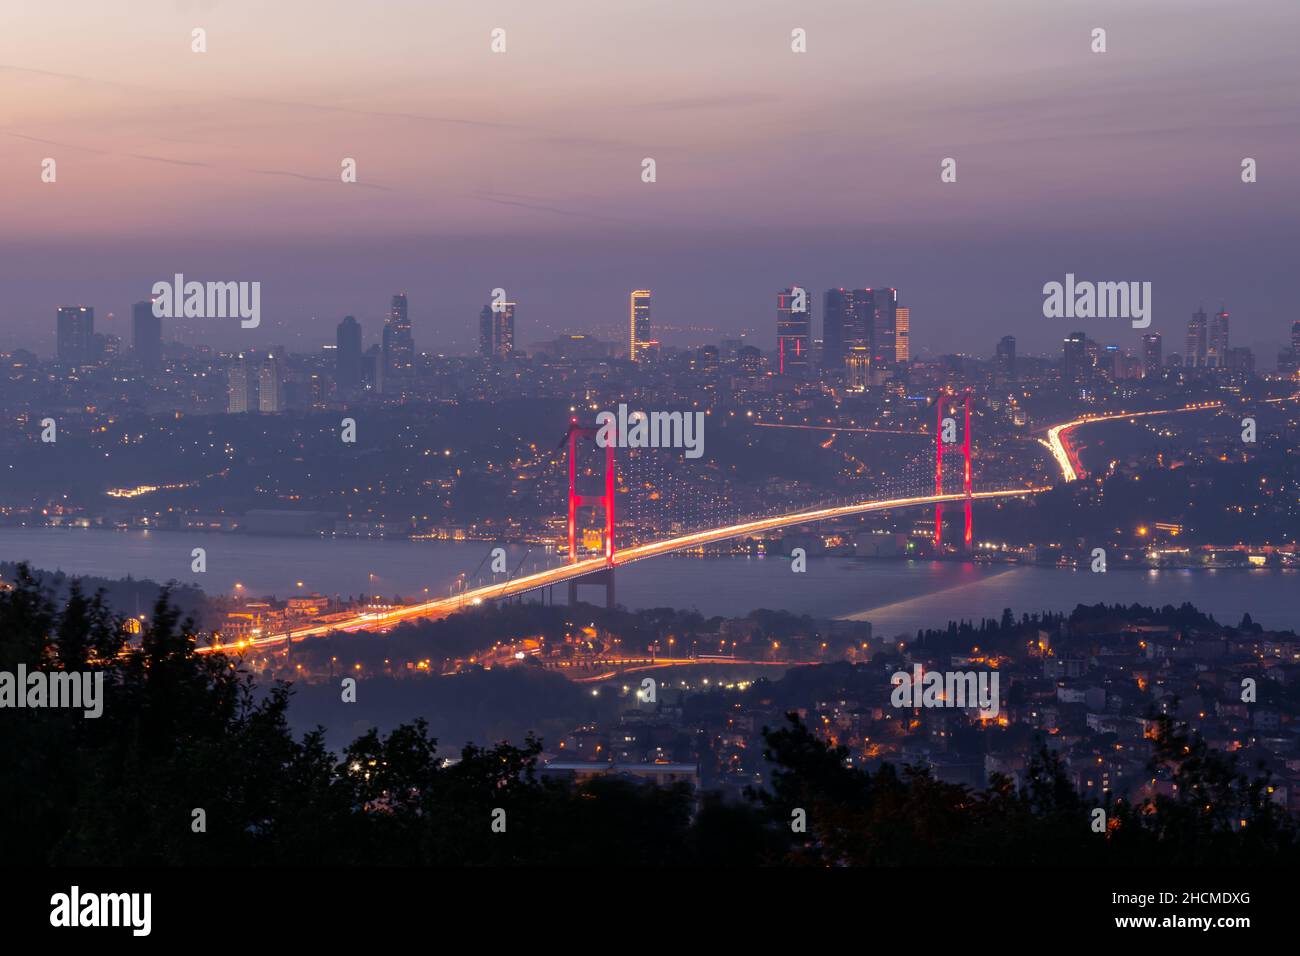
[2, 565, 1293, 866]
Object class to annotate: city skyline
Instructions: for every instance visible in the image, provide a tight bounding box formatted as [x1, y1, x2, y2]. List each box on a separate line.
[24, 287, 1299, 374]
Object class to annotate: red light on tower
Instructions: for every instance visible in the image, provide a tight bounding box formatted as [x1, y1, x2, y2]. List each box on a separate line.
[934, 389, 973, 551]
[567, 423, 616, 567]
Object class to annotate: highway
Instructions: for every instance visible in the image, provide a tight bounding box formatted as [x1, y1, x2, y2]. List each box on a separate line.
[202, 487, 1041, 653]
[1044, 401, 1224, 482]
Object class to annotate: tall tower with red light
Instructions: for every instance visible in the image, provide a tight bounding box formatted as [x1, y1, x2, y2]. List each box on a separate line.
[934, 389, 973, 551]
[565, 419, 617, 607]
[776, 287, 812, 377]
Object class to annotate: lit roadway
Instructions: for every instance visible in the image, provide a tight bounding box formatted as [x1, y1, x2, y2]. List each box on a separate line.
[206, 395, 1297, 654]
[202, 487, 1040, 654]
[1044, 401, 1224, 482]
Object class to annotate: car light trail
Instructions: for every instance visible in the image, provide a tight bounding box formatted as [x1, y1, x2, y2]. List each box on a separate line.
[1044, 402, 1224, 483]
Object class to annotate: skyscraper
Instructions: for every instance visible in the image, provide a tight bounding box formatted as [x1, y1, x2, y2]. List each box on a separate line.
[227, 353, 257, 413]
[383, 293, 414, 382]
[823, 288, 872, 369]
[132, 299, 162, 370]
[822, 289, 851, 370]
[894, 305, 910, 364]
[871, 288, 897, 369]
[56, 306, 94, 365]
[258, 351, 285, 413]
[776, 287, 812, 376]
[1281, 322, 1300, 376]
[1185, 308, 1208, 367]
[838, 289, 874, 364]
[1062, 331, 1089, 384]
[995, 336, 1017, 382]
[1141, 333, 1162, 379]
[1098, 344, 1123, 381]
[629, 290, 651, 362]
[336, 315, 363, 393]
[1208, 306, 1230, 367]
[479, 300, 515, 360]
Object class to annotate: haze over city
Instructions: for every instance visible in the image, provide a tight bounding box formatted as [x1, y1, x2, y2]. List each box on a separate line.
[3, 0, 1299, 355]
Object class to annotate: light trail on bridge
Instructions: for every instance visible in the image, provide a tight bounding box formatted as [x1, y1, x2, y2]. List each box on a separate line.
[201, 487, 1042, 654]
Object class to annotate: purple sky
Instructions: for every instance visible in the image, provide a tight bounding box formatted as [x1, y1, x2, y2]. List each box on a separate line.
[2, 0, 1298, 359]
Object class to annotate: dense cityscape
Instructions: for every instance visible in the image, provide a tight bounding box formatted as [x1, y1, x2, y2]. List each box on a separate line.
[4, 0, 1298, 936]
[4, 285, 1299, 808]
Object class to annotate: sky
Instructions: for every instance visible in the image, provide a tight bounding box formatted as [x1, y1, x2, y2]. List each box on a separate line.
[2, 0, 1298, 359]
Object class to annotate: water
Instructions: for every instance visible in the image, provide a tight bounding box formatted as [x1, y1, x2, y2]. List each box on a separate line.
[3, 527, 1296, 636]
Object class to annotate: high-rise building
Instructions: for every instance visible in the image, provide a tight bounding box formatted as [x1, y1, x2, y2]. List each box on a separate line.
[776, 287, 812, 376]
[823, 288, 874, 369]
[479, 300, 515, 360]
[1141, 333, 1162, 379]
[56, 306, 94, 365]
[995, 335, 1016, 382]
[336, 316, 363, 393]
[1224, 346, 1254, 373]
[822, 289, 851, 369]
[1208, 306, 1230, 367]
[1185, 308, 1208, 367]
[894, 305, 910, 364]
[258, 351, 285, 413]
[132, 299, 162, 370]
[629, 290, 652, 362]
[1283, 322, 1300, 377]
[871, 288, 897, 368]
[382, 293, 414, 382]
[227, 353, 258, 413]
[1098, 344, 1123, 381]
[1062, 331, 1089, 383]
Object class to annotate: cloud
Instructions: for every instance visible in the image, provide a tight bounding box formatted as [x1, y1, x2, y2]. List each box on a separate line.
[472, 191, 629, 222]
[631, 92, 780, 112]
[252, 168, 391, 191]
[0, 130, 110, 154]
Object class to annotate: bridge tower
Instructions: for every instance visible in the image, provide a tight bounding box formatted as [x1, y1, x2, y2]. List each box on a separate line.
[934, 389, 973, 551]
[566, 419, 616, 608]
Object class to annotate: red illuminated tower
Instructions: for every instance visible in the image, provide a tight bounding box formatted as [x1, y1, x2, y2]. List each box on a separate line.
[566, 419, 616, 607]
[934, 389, 973, 550]
[567, 420, 615, 565]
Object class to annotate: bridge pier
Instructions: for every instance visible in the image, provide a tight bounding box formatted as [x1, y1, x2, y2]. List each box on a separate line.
[567, 567, 615, 610]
